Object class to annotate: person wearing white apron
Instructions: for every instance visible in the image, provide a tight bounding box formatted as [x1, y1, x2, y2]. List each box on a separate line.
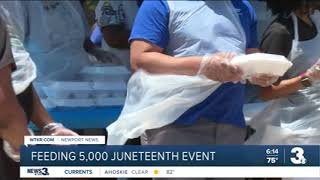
[1, 0, 91, 83]
[95, 0, 141, 68]
[0, 0, 93, 82]
[246, 0, 320, 145]
[128, 0, 275, 151]
[0, 9, 78, 179]
[0, 15, 32, 180]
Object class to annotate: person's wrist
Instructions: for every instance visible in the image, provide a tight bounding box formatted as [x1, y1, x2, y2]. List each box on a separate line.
[299, 72, 313, 87]
[42, 123, 64, 135]
[197, 54, 212, 76]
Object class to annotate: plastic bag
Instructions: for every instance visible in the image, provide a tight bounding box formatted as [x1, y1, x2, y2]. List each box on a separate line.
[0, 3, 37, 95]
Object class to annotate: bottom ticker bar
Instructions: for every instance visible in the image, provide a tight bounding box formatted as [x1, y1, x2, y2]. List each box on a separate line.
[21, 166, 320, 178]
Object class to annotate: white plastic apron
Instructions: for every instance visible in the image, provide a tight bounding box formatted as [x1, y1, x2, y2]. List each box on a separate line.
[25, 1, 90, 81]
[0, 2, 37, 95]
[106, 0, 246, 145]
[246, 12, 320, 145]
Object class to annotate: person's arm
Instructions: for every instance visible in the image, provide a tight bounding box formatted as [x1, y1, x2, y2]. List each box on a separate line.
[260, 76, 304, 100]
[130, 40, 201, 75]
[29, 86, 78, 136]
[0, 65, 30, 150]
[0, 15, 30, 150]
[30, 85, 53, 129]
[258, 24, 304, 100]
[246, 48, 260, 54]
[131, 40, 244, 82]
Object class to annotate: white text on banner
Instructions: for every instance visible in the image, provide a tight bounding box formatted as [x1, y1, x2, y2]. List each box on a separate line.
[24, 136, 105, 145]
[20, 167, 320, 178]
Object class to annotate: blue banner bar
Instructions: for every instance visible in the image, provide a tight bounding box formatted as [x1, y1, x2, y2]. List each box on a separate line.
[20, 145, 320, 166]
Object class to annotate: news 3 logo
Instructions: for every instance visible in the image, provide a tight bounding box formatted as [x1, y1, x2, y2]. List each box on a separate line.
[27, 168, 49, 176]
[290, 147, 307, 165]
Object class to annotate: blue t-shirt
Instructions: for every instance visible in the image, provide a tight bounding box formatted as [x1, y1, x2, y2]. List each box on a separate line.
[231, 0, 258, 49]
[129, 0, 258, 128]
[90, 26, 103, 46]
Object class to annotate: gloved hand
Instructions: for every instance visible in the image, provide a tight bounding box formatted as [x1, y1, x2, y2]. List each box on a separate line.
[198, 52, 243, 83]
[248, 74, 279, 87]
[88, 48, 122, 64]
[3, 128, 34, 163]
[306, 60, 320, 83]
[3, 140, 20, 162]
[41, 123, 78, 136]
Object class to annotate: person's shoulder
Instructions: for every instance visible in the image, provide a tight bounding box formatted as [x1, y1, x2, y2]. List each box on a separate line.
[264, 17, 293, 38]
[232, 0, 255, 15]
[261, 17, 293, 52]
[137, 0, 169, 21]
[140, 0, 169, 11]
[240, 0, 255, 13]
[232, 0, 256, 22]
[130, 0, 170, 48]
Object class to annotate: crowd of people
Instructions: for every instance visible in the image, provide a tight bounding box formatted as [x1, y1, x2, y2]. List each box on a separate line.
[0, 0, 319, 179]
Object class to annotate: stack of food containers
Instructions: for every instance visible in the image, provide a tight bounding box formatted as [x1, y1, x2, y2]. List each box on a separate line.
[37, 65, 130, 108]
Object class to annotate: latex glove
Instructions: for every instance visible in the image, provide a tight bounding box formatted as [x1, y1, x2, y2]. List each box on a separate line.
[88, 48, 121, 64]
[41, 123, 78, 136]
[3, 140, 20, 162]
[198, 52, 243, 83]
[248, 74, 279, 87]
[306, 60, 320, 83]
[3, 128, 34, 162]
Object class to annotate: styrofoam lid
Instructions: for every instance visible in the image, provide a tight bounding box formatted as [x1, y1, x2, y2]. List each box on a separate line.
[44, 81, 127, 91]
[231, 53, 293, 78]
[80, 65, 130, 75]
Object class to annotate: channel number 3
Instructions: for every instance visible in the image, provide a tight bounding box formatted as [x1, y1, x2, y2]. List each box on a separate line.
[290, 147, 307, 165]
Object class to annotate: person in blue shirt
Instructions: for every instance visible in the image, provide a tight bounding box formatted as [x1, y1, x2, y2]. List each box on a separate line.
[129, 0, 276, 147]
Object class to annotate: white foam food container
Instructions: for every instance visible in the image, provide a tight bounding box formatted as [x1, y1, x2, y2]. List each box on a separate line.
[42, 81, 127, 99]
[231, 53, 293, 78]
[80, 65, 130, 75]
[79, 65, 131, 81]
[49, 97, 126, 107]
[50, 98, 96, 107]
[96, 97, 126, 106]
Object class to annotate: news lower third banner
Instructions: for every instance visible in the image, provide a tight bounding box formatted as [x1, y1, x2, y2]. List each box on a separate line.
[20, 136, 320, 178]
